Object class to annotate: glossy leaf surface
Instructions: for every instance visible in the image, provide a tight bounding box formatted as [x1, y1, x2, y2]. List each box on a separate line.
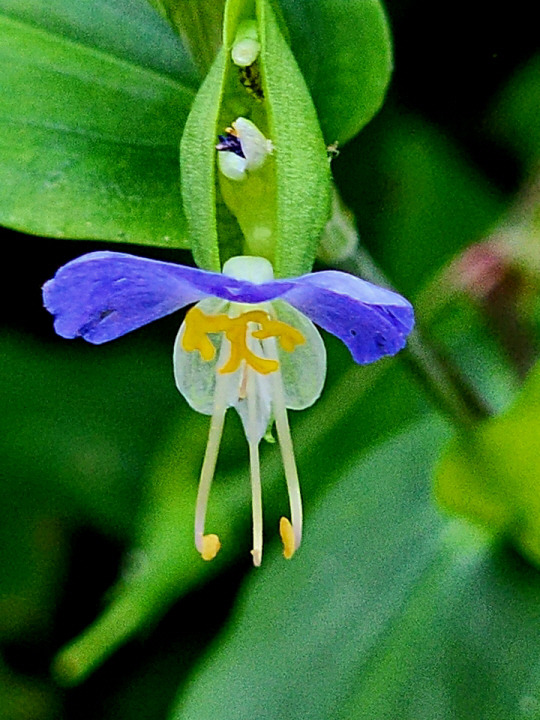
[0, 0, 195, 247]
[280, 0, 392, 145]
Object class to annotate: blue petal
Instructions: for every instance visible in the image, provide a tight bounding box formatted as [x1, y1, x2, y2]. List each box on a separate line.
[43, 252, 414, 362]
[42, 252, 293, 344]
[279, 271, 415, 364]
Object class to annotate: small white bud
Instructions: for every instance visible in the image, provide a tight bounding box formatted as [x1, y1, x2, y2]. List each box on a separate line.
[231, 20, 261, 67]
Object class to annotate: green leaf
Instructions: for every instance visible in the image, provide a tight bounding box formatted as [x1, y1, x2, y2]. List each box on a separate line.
[169, 418, 540, 720]
[147, 0, 225, 77]
[279, 0, 393, 145]
[436, 360, 540, 567]
[0, 0, 195, 247]
[258, 0, 331, 276]
[180, 46, 228, 270]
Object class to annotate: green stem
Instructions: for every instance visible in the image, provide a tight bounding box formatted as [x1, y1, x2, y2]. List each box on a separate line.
[335, 247, 493, 430]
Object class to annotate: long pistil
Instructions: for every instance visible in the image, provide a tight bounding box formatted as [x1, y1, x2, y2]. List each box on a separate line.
[249, 437, 263, 567]
[245, 342, 264, 567]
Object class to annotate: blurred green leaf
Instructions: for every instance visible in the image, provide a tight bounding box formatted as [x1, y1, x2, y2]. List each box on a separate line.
[491, 54, 540, 169]
[0, 330, 176, 537]
[0, 656, 60, 720]
[0, 508, 66, 641]
[427, 295, 520, 414]
[53, 346, 426, 684]
[338, 109, 504, 296]
[0, 0, 195, 246]
[436, 360, 540, 567]
[0, 327, 185, 665]
[279, 0, 393, 145]
[342, 529, 540, 720]
[170, 417, 540, 720]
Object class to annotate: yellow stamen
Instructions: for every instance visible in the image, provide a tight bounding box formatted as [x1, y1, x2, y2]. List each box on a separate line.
[279, 517, 296, 560]
[251, 317, 305, 352]
[182, 307, 230, 361]
[182, 307, 305, 375]
[200, 533, 221, 561]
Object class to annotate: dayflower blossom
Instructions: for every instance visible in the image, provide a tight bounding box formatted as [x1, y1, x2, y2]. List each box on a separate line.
[43, 252, 414, 565]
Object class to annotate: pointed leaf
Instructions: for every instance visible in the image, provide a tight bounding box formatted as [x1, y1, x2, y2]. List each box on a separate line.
[280, 0, 393, 144]
[0, 0, 196, 246]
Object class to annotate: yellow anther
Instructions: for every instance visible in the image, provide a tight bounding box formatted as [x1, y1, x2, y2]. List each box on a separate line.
[279, 517, 296, 560]
[182, 307, 305, 375]
[200, 533, 221, 561]
[218, 318, 279, 375]
[182, 307, 230, 361]
[252, 318, 305, 352]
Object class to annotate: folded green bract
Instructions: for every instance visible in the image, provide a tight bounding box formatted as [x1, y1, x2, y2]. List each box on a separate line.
[180, 0, 331, 277]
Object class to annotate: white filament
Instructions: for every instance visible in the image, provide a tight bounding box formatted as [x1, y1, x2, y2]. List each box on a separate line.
[266, 337, 303, 551]
[247, 367, 263, 566]
[194, 344, 230, 552]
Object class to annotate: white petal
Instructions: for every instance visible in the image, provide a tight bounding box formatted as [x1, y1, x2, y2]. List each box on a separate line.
[217, 151, 248, 181]
[173, 298, 241, 415]
[270, 301, 327, 410]
[232, 329, 273, 443]
[233, 117, 273, 172]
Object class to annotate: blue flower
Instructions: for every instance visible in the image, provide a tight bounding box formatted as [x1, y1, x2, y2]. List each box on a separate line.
[43, 252, 414, 565]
